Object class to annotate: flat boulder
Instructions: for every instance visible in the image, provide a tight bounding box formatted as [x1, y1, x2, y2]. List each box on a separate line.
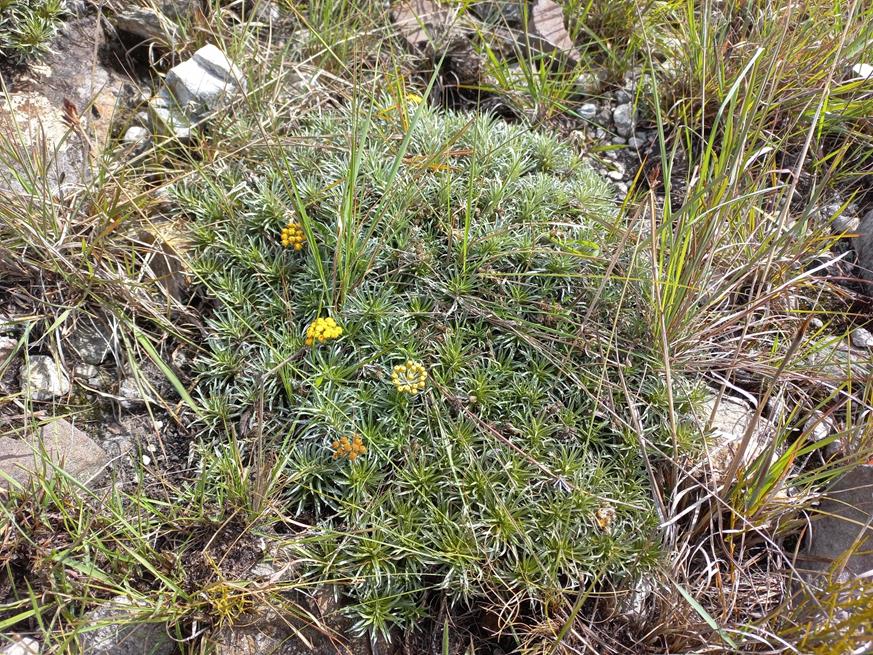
[0, 418, 108, 491]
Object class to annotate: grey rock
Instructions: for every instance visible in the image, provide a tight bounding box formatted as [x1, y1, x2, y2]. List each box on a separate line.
[577, 102, 598, 120]
[211, 589, 395, 655]
[113, 7, 180, 48]
[851, 327, 873, 349]
[0, 336, 17, 363]
[798, 465, 873, 583]
[610, 136, 627, 145]
[613, 102, 634, 138]
[73, 363, 100, 379]
[0, 638, 39, 655]
[148, 92, 193, 140]
[606, 169, 624, 181]
[627, 135, 645, 149]
[78, 597, 175, 655]
[692, 395, 774, 485]
[614, 89, 632, 104]
[19, 356, 70, 401]
[594, 127, 607, 140]
[804, 337, 870, 379]
[166, 59, 232, 111]
[0, 19, 127, 195]
[118, 377, 147, 409]
[855, 209, 873, 286]
[69, 323, 115, 365]
[574, 71, 602, 96]
[0, 418, 108, 490]
[595, 107, 612, 127]
[832, 213, 859, 235]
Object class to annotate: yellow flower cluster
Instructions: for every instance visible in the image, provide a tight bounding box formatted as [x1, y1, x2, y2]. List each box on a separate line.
[305, 316, 342, 346]
[332, 434, 366, 461]
[391, 360, 427, 395]
[280, 221, 306, 250]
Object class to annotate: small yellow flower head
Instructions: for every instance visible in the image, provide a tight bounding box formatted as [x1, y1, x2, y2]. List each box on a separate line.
[391, 360, 427, 395]
[280, 221, 306, 251]
[305, 316, 343, 346]
[331, 434, 367, 461]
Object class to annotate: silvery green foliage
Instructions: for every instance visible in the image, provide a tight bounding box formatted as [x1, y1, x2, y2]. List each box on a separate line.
[175, 103, 668, 634]
[0, 0, 65, 61]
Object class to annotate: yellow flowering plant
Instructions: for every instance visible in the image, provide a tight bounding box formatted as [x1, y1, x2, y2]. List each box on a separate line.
[391, 360, 427, 395]
[280, 221, 306, 250]
[331, 434, 367, 461]
[305, 317, 342, 346]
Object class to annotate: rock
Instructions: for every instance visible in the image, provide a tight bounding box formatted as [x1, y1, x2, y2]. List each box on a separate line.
[148, 91, 193, 140]
[0, 638, 39, 655]
[123, 125, 150, 149]
[803, 337, 870, 380]
[798, 464, 873, 583]
[850, 63, 873, 80]
[211, 588, 396, 655]
[0, 19, 127, 194]
[831, 213, 859, 235]
[68, 322, 115, 365]
[193, 44, 246, 88]
[850, 327, 873, 349]
[574, 71, 603, 96]
[612, 102, 634, 138]
[528, 0, 581, 63]
[78, 597, 175, 655]
[0, 418, 108, 491]
[606, 169, 624, 181]
[692, 395, 774, 485]
[73, 363, 100, 379]
[19, 356, 70, 401]
[854, 209, 873, 286]
[614, 89, 632, 104]
[137, 219, 192, 302]
[627, 135, 645, 149]
[166, 59, 237, 113]
[147, 45, 246, 140]
[112, 7, 180, 48]
[118, 377, 147, 409]
[577, 102, 597, 120]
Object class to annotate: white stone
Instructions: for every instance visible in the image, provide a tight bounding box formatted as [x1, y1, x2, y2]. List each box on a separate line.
[851, 327, 873, 349]
[850, 63, 873, 79]
[123, 125, 149, 144]
[193, 44, 245, 88]
[613, 102, 634, 138]
[166, 59, 233, 111]
[20, 356, 70, 401]
[0, 637, 40, 655]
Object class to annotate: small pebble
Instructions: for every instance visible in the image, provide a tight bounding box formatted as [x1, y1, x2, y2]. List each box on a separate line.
[142, 455, 151, 466]
[607, 170, 624, 181]
[578, 103, 598, 120]
[627, 136, 645, 149]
